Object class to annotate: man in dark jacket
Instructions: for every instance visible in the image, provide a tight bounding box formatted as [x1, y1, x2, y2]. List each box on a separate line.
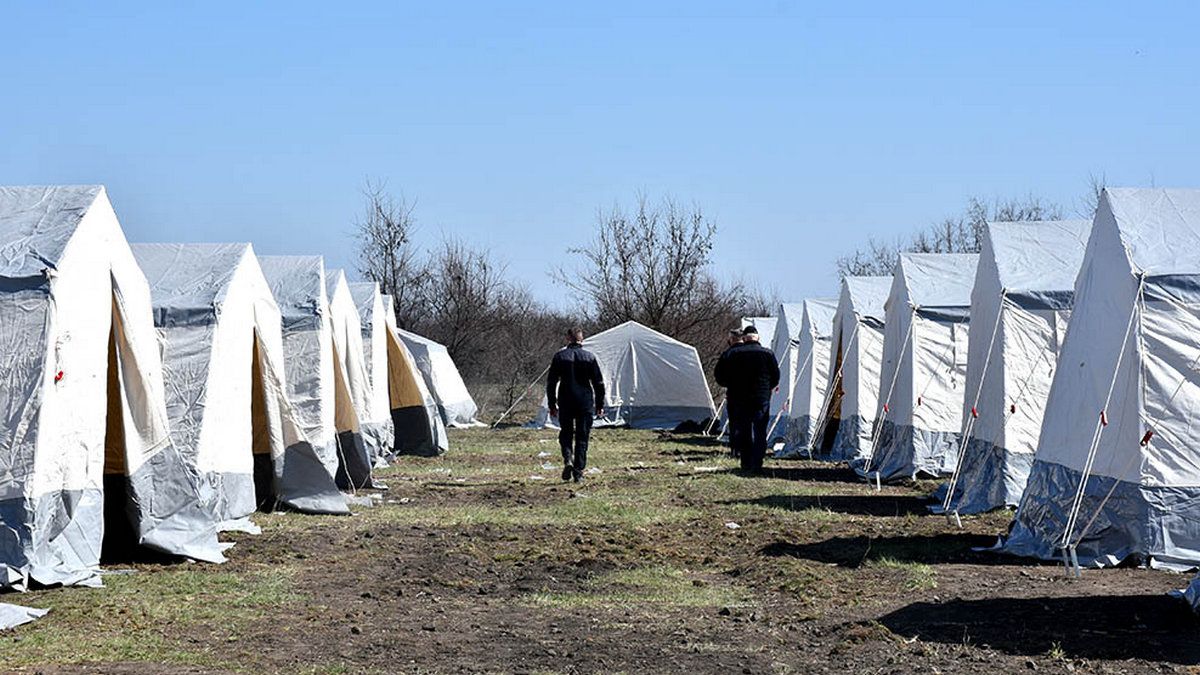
[547, 327, 606, 483]
[714, 325, 780, 473]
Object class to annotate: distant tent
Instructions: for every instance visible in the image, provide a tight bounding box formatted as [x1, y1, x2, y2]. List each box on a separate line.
[348, 282, 397, 461]
[258, 256, 374, 490]
[326, 269, 387, 465]
[132, 243, 347, 522]
[776, 299, 838, 457]
[1003, 188, 1200, 570]
[397, 330, 481, 427]
[0, 186, 222, 591]
[938, 221, 1089, 516]
[810, 276, 891, 463]
[740, 316, 778, 350]
[859, 253, 979, 482]
[381, 295, 448, 456]
[535, 321, 716, 429]
[768, 303, 805, 431]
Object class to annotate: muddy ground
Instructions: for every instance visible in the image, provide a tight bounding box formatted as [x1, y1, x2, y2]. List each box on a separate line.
[4, 428, 1199, 674]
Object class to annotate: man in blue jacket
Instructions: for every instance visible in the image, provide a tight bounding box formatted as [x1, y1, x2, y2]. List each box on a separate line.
[714, 325, 780, 474]
[547, 327, 606, 483]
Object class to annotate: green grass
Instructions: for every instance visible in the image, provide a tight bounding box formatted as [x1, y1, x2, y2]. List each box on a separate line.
[867, 556, 938, 591]
[2, 566, 301, 670]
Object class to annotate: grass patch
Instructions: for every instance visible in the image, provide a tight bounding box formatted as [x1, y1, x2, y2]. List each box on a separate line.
[528, 566, 748, 609]
[2, 565, 300, 670]
[868, 556, 937, 591]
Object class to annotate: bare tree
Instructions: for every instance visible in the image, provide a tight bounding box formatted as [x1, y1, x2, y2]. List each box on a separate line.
[835, 237, 902, 277]
[421, 239, 516, 376]
[835, 194, 1063, 277]
[355, 180, 429, 329]
[1074, 172, 1108, 219]
[740, 282, 782, 318]
[556, 195, 746, 347]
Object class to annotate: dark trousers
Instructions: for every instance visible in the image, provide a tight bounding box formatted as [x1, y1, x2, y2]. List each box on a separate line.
[558, 408, 593, 476]
[728, 400, 770, 472]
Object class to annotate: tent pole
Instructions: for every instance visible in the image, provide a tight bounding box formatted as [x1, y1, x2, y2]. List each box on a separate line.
[491, 363, 552, 429]
[942, 292, 1007, 515]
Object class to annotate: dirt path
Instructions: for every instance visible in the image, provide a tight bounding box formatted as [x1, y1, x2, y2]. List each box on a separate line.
[6, 429, 1199, 673]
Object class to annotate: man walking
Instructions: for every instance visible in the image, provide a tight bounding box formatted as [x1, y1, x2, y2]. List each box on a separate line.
[717, 328, 744, 457]
[715, 325, 780, 474]
[547, 327, 606, 483]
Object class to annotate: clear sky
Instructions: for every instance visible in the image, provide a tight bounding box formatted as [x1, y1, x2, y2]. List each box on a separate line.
[4, 2, 1198, 308]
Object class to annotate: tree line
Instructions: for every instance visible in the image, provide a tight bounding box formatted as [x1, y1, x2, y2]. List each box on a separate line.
[356, 175, 1104, 422]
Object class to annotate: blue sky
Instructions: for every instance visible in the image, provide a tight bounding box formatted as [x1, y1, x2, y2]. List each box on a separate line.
[3, 2, 1198, 308]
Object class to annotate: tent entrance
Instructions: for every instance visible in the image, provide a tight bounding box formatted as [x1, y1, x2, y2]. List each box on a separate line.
[250, 333, 277, 512]
[331, 340, 372, 488]
[101, 298, 139, 562]
[817, 332, 847, 455]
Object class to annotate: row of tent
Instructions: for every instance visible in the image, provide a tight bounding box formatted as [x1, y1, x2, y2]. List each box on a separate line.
[0, 185, 483, 595]
[759, 187, 1200, 587]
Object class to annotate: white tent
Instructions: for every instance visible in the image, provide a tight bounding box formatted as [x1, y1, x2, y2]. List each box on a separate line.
[859, 252, 979, 482]
[0, 186, 222, 592]
[132, 243, 347, 521]
[810, 276, 891, 463]
[348, 282, 397, 462]
[258, 256, 374, 490]
[1002, 188, 1200, 570]
[740, 316, 778, 350]
[938, 221, 1089, 515]
[777, 299, 838, 457]
[768, 303, 805, 432]
[397, 330, 481, 427]
[326, 269, 387, 465]
[381, 295, 449, 456]
[535, 321, 716, 429]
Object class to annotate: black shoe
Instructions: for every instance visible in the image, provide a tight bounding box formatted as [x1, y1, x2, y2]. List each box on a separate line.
[573, 472, 584, 484]
[562, 465, 573, 481]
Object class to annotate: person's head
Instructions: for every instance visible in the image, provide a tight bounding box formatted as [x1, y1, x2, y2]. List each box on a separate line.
[741, 325, 760, 343]
[565, 326, 585, 345]
[727, 328, 744, 346]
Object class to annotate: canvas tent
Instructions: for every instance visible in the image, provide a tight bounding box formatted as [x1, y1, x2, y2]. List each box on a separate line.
[777, 299, 838, 458]
[535, 321, 716, 429]
[258, 256, 374, 490]
[381, 295, 449, 456]
[1002, 188, 1200, 570]
[397, 330, 481, 427]
[740, 316, 778, 350]
[768, 303, 805, 435]
[132, 243, 347, 521]
[326, 269, 387, 466]
[348, 282, 398, 461]
[938, 221, 1089, 516]
[859, 253, 979, 482]
[0, 186, 222, 592]
[810, 276, 891, 463]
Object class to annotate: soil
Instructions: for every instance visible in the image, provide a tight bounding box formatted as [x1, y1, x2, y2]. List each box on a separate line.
[8, 429, 1200, 674]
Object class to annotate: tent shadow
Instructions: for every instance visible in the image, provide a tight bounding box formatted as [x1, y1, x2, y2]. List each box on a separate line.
[759, 533, 1003, 567]
[725, 493, 932, 517]
[876, 594, 1200, 664]
[661, 448, 730, 462]
[655, 433, 726, 448]
[760, 465, 861, 483]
